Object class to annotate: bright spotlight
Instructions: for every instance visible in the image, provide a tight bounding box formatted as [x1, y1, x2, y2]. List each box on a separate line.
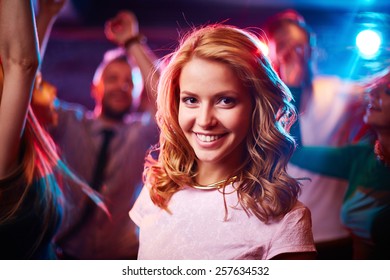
[355, 29, 382, 58]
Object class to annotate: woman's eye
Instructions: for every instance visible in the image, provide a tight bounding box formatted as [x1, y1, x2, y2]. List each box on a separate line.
[182, 96, 198, 104]
[218, 97, 235, 106]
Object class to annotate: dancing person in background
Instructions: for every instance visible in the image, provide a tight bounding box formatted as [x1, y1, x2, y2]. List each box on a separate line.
[130, 24, 316, 260]
[0, 0, 103, 260]
[290, 68, 390, 259]
[263, 9, 369, 259]
[34, 9, 161, 259]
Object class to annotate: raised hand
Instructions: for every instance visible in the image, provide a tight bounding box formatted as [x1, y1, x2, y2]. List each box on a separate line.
[105, 11, 139, 46]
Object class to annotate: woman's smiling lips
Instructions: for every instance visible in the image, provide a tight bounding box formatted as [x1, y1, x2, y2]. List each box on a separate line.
[194, 132, 227, 147]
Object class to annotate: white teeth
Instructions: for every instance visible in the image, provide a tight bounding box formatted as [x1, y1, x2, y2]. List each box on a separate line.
[196, 133, 221, 142]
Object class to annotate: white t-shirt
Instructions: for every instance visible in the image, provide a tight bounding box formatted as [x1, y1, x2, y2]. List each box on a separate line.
[130, 184, 316, 260]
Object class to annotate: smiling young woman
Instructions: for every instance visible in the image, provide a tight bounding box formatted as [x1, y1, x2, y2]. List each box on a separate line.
[129, 24, 317, 260]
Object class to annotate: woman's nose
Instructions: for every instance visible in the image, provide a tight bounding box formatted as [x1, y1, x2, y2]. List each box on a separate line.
[197, 105, 217, 128]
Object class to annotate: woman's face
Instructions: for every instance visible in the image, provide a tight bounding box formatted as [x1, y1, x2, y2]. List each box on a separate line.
[268, 23, 311, 87]
[178, 57, 252, 172]
[364, 73, 390, 130]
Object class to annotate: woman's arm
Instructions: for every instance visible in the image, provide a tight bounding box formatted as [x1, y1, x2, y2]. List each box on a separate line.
[36, 0, 67, 59]
[290, 145, 356, 180]
[0, 0, 40, 176]
[104, 11, 160, 115]
[31, 1, 66, 128]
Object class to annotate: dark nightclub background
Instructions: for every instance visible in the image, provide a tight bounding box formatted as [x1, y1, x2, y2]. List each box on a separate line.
[39, 0, 390, 109]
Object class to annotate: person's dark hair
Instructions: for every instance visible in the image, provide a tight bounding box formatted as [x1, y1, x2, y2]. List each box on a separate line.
[263, 9, 316, 48]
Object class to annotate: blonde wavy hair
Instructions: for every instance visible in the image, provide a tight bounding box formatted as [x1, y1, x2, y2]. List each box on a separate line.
[145, 24, 300, 223]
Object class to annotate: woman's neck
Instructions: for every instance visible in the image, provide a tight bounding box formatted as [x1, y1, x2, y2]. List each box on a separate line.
[196, 162, 237, 186]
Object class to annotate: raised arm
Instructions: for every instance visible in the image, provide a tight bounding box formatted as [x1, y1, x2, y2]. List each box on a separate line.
[36, 0, 67, 59]
[0, 0, 40, 176]
[31, 1, 66, 129]
[105, 11, 160, 115]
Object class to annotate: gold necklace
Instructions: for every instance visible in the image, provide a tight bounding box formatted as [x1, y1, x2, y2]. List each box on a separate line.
[192, 176, 238, 190]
